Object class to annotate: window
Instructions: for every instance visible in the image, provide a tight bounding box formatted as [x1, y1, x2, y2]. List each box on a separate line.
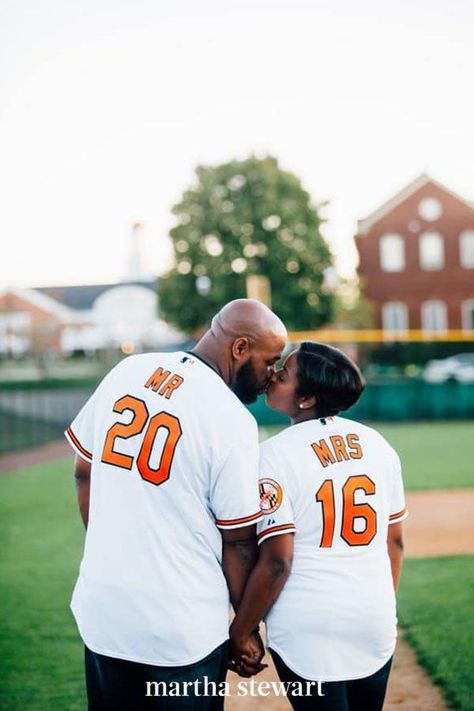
[419, 232, 444, 270]
[380, 234, 405, 272]
[462, 300, 474, 331]
[382, 302, 408, 335]
[0, 311, 31, 334]
[418, 197, 443, 221]
[0, 312, 31, 356]
[460, 231, 474, 268]
[421, 301, 447, 334]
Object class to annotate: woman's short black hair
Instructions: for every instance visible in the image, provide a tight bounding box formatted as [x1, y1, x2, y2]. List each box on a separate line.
[296, 341, 365, 418]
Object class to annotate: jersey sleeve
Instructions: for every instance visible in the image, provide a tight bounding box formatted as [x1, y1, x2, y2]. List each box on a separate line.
[64, 389, 98, 462]
[389, 451, 408, 524]
[257, 445, 296, 545]
[64, 359, 127, 462]
[210, 418, 262, 530]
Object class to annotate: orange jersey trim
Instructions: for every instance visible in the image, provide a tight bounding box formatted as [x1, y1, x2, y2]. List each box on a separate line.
[66, 426, 93, 461]
[258, 523, 296, 541]
[215, 511, 262, 527]
[389, 507, 407, 521]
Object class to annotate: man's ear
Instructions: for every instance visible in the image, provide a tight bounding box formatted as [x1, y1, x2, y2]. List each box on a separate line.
[231, 337, 251, 361]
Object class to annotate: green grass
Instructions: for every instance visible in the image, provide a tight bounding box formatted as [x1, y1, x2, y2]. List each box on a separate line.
[260, 421, 474, 491]
[0, 443, 472, 709]
[0, 459, 86, 710]
[398, 556, 474, 710]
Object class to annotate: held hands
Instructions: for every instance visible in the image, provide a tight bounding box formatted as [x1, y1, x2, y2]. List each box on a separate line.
[228, 629, 268, 677]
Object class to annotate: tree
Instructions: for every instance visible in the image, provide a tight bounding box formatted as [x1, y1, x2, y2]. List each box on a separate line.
[159, 155, 335, 333]
[334, 277, 375, 329]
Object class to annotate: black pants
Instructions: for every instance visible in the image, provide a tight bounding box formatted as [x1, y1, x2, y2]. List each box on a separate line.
[271, 649, 393, 711]
[85, 641, 228, 711]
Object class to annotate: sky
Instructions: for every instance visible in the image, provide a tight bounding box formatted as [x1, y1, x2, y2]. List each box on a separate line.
[1, 0, 473, 288]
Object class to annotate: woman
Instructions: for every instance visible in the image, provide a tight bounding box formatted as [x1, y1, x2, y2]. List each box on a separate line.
[230, 342, 407, 711]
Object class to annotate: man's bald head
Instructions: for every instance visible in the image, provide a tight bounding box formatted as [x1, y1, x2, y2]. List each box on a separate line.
[194, 299, 287, 404]
[210, 299, 287, 345]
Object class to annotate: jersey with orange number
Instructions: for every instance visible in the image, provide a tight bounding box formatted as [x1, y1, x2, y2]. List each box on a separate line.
[64, 351, 262, 667]
[256, 415, 408, 682]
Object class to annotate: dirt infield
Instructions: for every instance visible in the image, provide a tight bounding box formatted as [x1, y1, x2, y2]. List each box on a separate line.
[404, 489, 474, 557]
[2, 440, 472, 710]
[0, 440, 71, 474]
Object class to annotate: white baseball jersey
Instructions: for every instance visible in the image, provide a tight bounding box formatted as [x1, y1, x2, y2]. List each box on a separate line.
[65, 352, 262, 666]
[257, 416, 408, 682]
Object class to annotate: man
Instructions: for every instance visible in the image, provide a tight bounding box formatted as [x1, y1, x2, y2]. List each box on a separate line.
[65, 299, 286, 710]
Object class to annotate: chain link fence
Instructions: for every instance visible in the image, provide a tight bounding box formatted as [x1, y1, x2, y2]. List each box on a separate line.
[1, 379, 473, 455]
[0, 388, 93, 454]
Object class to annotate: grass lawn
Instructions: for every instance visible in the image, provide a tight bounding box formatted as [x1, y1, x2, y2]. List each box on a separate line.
[260, 421, 474, 491]
[398, 556, 474, 711]
[0, 459, 85, 711]
[0, 433, 472, 709]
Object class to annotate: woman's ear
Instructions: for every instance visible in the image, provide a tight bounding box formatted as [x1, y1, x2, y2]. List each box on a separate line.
[299, 395, 317, 411]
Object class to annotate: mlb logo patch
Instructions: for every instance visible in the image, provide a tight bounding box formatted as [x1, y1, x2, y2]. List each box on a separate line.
[180, 356, 196, 366]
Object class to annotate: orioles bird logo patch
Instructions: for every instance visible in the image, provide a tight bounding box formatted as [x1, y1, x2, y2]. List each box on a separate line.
[259, 478, 283, 514]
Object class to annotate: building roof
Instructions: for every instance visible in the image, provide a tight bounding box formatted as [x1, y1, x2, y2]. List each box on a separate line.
[0, 287, 72, 319]
[37, 280, 158, 310]
[357, 173, 474, 235]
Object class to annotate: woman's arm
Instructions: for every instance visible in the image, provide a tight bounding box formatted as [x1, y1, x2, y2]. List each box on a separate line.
[387, 521, 404, 591]
[230, 533, 294, 653]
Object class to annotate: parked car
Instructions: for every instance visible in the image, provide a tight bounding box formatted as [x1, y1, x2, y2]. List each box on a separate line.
[423, 353, 474, 383]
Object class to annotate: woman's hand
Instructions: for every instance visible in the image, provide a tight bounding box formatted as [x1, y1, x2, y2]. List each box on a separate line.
[229, 630, 268, 677]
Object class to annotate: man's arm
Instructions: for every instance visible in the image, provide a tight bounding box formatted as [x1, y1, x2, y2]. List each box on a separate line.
[74, 455, 91, 529]
[221, 525, 259, 611]
[387, 521, 404, 591]
[230, 533, 294, 652]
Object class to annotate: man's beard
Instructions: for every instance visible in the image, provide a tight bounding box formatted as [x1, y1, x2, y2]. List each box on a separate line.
[232, 359, 261, 404]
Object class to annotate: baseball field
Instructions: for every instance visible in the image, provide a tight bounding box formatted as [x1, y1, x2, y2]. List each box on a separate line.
[1, 421, 473, 710]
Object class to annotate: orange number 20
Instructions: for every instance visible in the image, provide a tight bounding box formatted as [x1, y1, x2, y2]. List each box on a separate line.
[315, 475, 377, 547]
[101, 395, 182, 486]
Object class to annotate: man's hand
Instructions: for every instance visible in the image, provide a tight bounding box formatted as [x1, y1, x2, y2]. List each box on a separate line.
[227, 533, 294, 677]
[229, 630, 267, 677]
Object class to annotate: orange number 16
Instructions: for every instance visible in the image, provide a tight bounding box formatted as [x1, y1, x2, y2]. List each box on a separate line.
[101, 395, 182, 486]
[315, 475, 377, 547]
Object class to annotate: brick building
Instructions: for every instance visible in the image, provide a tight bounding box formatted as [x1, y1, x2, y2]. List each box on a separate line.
[355, 174, 474, 335]
[0, 281, 184, 357]
[0, 288, 66, 355]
